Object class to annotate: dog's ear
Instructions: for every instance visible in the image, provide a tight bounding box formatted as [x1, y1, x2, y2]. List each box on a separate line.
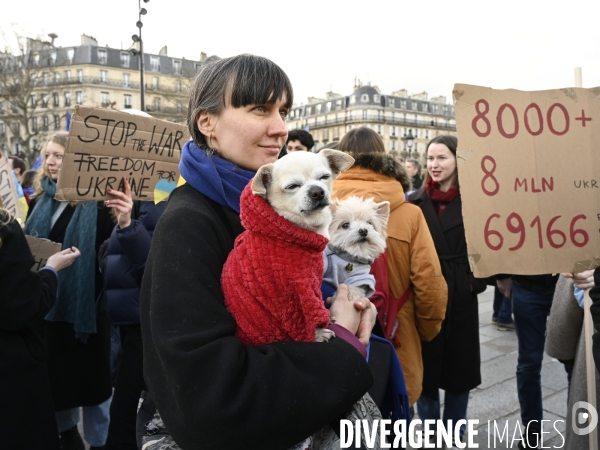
[320, 150, 354, 178]
[251, 164, 274, 197]
[376, 201, 391, 226]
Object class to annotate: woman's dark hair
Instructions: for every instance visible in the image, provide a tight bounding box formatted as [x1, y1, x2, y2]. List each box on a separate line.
[21, 170, 37, 189]
[425, 134, 459, 187]
[426, 135, 457, 156]
[338, 127, 385, 155]
[187, 54, 294, 148]
[8, 156, 26, 174]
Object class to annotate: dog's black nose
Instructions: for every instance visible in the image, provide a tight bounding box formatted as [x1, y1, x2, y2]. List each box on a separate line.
[308, 186, 325, 202]
[359, 228, 368, 237]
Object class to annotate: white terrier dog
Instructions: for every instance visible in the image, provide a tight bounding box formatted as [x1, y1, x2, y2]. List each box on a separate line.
[324, 196, 390, 303]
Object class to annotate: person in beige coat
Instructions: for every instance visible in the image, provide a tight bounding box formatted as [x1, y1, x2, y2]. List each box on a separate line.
[546, 274, 597, 449]
[332, 127, 448, 406]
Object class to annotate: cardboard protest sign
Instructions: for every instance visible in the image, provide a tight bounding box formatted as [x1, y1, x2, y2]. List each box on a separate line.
[25, 235, 62, 272]
[0, 152, 24, 223]
[56, 106, 188, 202]
[453, 84, 600, 277]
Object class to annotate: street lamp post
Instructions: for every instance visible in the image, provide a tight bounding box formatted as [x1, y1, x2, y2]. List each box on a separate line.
[130, 0, 149, 111]
[402, 130, 415, 162]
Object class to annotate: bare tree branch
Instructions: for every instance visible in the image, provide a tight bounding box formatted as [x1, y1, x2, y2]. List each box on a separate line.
[0, 31, 50, 164]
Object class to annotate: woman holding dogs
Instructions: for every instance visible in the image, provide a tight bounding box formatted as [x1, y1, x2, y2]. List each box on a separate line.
[409, 135, 487, 445]
[332, 127, 448, 410]
[140, 54, 378, 450]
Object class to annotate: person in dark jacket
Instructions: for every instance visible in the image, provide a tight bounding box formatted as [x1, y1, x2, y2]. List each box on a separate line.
[0, 204, 80, 450]
[498, 271, 574, 449]
[24, 132, 115, 450]
[404, 158, 423, 191]
[140, 54, 377, 450]
[409, 135, 487, 444]
[103, 178, 166, 450]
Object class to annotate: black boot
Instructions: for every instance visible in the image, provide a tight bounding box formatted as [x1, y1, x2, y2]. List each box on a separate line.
[59, 425, 85, 450]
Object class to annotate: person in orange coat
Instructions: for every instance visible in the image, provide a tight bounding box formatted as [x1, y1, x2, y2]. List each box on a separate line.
[331, 127, 448, 406]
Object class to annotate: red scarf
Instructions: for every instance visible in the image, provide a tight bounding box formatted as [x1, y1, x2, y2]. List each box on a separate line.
[426, 177, 459, 216]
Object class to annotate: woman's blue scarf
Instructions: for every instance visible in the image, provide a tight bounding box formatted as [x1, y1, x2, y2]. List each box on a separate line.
[24, 177, 98, 341]
[179, 141, 255, 213]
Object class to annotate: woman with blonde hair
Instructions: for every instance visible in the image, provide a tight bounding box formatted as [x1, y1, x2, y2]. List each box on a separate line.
[24, 132, 115, 450]
[332, 126, 448, 409]
[0, 176, 80, 449]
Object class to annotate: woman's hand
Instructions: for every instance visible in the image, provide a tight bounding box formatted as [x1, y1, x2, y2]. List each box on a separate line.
[562, 270, 596, 290]
[106, 178, 133, 229]
[355, 299, 377, 346]
[327, 284, 377, 346]
[46, 247, 81, 271]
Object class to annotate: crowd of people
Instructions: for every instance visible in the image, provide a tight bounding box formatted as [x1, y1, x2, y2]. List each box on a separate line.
[2, 53, 600, 450]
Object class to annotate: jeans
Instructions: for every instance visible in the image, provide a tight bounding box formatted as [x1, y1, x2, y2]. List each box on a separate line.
[512, 281, 555, 429]
[493, 287, 513, 324]
[55, 397, 112, 447]
[417, 390, 469, 439]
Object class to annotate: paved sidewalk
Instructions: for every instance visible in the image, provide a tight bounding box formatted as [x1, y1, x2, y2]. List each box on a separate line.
[411, 286, 570, 449]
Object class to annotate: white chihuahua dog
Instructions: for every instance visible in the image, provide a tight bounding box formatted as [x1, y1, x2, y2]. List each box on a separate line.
[252, 150, 354, 239]
[324, 196, 390, 303]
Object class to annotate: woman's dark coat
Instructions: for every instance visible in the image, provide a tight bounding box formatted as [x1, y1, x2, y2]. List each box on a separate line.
[409, 187, 486, 396]
[0, 214, 60, 450]
[27, 198, 114, 410]
[140, 184, 374, 450]
[104, 201, 166, 326]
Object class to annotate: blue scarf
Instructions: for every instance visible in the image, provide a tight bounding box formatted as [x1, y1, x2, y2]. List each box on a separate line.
[179, 141, 255, 213]
[24, 177, 98, 341]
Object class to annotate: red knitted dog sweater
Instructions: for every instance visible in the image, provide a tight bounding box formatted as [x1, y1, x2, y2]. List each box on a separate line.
[221, 182, 330, 346]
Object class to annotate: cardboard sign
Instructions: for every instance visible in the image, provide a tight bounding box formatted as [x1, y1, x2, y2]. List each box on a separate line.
[56, 106, 188, 202]
[0, 152, 24, 223]
[25, 235, 62, 272]
[453, 84, 600, 277]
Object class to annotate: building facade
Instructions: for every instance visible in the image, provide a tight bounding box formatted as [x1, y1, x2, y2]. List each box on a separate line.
[0, 34, 208, 158]
[286, 83, 457, 165]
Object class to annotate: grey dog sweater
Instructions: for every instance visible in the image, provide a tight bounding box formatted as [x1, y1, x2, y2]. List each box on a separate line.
[322, 246, 376, 298]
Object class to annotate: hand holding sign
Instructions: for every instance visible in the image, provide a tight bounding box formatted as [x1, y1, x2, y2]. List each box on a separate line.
[562, 270, 596, 290]
[106, 178, 133, 229]
[46, 246, 81, 272]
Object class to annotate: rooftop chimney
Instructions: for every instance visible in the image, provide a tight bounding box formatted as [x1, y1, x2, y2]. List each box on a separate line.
[81, 34, 98, 46]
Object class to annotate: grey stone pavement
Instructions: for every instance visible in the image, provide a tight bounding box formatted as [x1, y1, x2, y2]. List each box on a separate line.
[408, 286, 570, 449]
[78, 287, 570, 449]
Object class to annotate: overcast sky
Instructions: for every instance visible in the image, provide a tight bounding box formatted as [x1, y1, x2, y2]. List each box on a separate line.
[2, 0, 599, 105]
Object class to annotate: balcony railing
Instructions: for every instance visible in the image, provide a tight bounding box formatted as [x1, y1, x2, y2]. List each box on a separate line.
[145, 105, 185, 116]
[32, 76, 141, 90]
[297, 115, 456, 131]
